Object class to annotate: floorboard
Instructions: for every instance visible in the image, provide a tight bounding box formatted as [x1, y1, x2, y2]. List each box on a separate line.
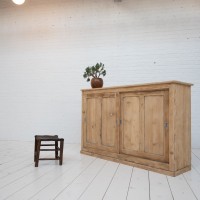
[149, 172, 173, 200]
[54, 158, 106, 200]
[0, 141, 199, 200]
[102, 164, 132, 200]
[78, 161, 119, 200]
[183, 168, 200, 200]
[167, 174, 197, 200]
[127, 167, 150, 200]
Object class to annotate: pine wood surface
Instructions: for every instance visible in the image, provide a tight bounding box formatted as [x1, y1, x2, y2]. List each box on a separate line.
[81, 80, 193, 91]
[0, 141, 199, 200]
[81, 81, 192, 176]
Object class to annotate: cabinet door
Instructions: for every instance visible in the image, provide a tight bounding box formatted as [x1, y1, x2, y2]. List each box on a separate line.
[120, 91, 169, 162]
[83, 95, 102, 148]
[120, 94, 142, 155]
[101, 94, 118, 152]
[144, 91, 169, 162]
[83, 93, 118, 152]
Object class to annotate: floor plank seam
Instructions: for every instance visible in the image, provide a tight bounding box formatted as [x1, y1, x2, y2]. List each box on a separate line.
[2, 164, 60, 199]
[101, 163, 120, 200]
[166, 176, 175, 200]
[0, 158, 55, 190]
[192, 152, 200, 161]
[183, 174, 199, 200]
[192, 165, 200, 176]
[0, 142, 200, 200]
[76, 160, 108, 200]
[126, 166, 134, 200]
[148, 171, 151, 200]
[0, 162, 34, 180]
[0, 151, 54, 180]
[52, 157, 97, 200]
[0, 153, 33, 166]
[0, 165, 35, 189]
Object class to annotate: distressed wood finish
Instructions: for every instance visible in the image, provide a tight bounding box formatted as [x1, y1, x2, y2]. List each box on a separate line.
[121, 94, 140, 153]
[83, 93, 118, 153]
[81, 81, 192, 176]
[144, 95, 164, 156]
[34, 135, 64, 167]
[85, 97, 101, 147]
[101, 95, 116, 148]
[143, 90, 169, 162]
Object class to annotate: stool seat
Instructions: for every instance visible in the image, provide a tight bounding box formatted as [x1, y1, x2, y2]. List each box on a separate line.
[34, 135, 64, 167]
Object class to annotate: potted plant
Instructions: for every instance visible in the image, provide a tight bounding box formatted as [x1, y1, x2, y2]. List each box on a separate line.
[83, 62, 106, 88]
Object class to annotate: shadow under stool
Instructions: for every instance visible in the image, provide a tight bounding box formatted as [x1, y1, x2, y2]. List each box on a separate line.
[34, 135, 64, 167]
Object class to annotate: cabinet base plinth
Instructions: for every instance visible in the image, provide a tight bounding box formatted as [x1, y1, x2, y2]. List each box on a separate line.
[80, 150, 191, 177]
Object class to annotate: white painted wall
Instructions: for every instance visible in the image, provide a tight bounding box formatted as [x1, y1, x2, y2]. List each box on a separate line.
[0, 0, 199, 147]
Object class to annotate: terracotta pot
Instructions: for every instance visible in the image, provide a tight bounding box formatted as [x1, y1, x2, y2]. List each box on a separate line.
[91, 78, 103, 88]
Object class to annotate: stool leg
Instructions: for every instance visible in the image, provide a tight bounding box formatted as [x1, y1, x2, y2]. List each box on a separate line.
[55, 141, 58, 159]
[34, 137, 37, 162]
[59, 140, 64, 165]
[35, 140, 41, 167]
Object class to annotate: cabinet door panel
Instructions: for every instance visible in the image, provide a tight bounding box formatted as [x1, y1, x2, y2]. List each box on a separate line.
[86, 97, 101, 146]
[101, 97, 116, 147]
[121, 95, 140, 153]
[144, 95, 164, 156]
[83, 93, 118, 152]
[120, 91, 169, 163]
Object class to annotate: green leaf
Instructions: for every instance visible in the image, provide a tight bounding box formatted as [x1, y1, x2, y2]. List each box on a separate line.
[83, 62, 106, 82]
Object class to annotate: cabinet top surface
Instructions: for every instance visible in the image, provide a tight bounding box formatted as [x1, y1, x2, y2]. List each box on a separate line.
[81, 80, 193, 92]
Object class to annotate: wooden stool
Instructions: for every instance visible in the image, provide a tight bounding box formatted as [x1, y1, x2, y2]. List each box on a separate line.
[34, 135, 64, 167]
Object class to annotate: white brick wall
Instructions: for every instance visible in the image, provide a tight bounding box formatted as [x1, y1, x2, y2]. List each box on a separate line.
[0, 0, 199, 147]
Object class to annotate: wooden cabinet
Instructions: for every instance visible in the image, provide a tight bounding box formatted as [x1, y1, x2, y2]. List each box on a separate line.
[81, 81, 192, 176]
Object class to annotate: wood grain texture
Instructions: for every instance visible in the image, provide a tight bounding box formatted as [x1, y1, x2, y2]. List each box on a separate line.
[83, 93, 118, 153]
[144, 95, 164, 156]
[170, 84, 191, 171]
[144, 91, 169, 163]
[81, 81, 192, 176]
[81, 150, 191, 177]
[86, 97, 101, 146]
[81, 148, 169, 171]
[121, 95, 140, 152]
[81, 81, 193, 92]
[101, 96, 116, 148]
[161, 83, 187, 170]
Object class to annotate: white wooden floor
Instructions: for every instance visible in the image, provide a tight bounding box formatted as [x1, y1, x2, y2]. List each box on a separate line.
[0, 141, 200, 200]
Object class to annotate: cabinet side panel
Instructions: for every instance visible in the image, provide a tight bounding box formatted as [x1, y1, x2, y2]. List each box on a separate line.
[173, 85, 191, 170]
[169, 86, 175, 171]
[81, 93, 86, 150]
